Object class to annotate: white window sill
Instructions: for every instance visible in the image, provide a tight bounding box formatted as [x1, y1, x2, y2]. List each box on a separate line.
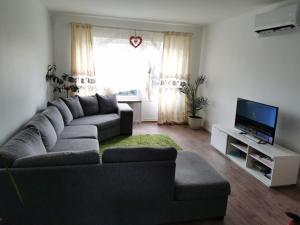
[117, 96, 142, 103]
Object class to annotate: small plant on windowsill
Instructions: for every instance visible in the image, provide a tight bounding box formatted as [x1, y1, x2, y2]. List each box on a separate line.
[46, 65, 80, 98]
[179, 75, 208, 130]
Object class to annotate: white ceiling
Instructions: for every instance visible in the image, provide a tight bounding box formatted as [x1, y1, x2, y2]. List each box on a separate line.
[42, 0, 285, 25]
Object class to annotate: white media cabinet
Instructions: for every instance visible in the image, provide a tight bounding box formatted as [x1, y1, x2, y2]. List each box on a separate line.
[211, 124, 300, 187]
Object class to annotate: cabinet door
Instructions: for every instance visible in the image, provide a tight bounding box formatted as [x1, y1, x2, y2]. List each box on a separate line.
[211, 126, 228, 154]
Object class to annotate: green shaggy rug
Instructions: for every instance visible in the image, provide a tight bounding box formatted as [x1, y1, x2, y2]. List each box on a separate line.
[100, 134, 182, 155]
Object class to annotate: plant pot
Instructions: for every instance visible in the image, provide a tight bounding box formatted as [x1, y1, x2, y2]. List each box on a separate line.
[188, 116, 202, 130]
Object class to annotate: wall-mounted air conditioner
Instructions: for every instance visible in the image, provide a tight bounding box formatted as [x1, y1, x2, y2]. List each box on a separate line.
[254, 3, 300, 34]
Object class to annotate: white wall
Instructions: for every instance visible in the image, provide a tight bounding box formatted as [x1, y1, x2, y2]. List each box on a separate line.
[51, 12, 203, 121]
[202, 7, 300, 154]
[0, 0, 53, 144]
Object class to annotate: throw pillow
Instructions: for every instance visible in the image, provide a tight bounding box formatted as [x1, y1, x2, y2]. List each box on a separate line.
[26, 113, 58, 150]
[62, 96, 84, 119]
[79, 95, 99, 116]
[96, 94, 118, 114]
[48, 99, 73, 125]
[0, 127, 47, 167]
[42, 106, 65, 135]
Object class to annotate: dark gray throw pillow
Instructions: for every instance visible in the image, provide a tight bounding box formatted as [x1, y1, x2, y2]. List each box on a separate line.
[96, 94, 118, 114]
[26, 113, 57, 150]
[48, 99, 73, 125]
[62, 96, 84, 119]
[42, 106, 65, 135]
[79, 95, 99, 116]
[0, 127, 47, 167]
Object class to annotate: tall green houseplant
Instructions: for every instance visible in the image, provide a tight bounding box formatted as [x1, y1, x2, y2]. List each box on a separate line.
[179, 75, 208, 129]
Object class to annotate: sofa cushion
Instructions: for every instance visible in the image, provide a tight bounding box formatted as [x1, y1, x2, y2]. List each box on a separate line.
[79, 95, 99, 116]
[175, 151, 230, 201]
[26, 114, 57, 150]
[13, 150, 100, 168]
[102, 147, 177, 163]
[98, 126, 120, 142]
[69, 114, 120, 130]
[59, 125, 97, 140]
[0, 127, 47, 167]
[50, 139, 99, 153]
[48, 99, 73, 125]
[42, 106, 64, 135]
[62, 96, 84, 119]
[97, 94, 118, 114]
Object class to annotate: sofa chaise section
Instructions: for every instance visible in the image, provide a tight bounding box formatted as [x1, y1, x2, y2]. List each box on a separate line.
[69, 113, 120, 141]
[48, 95, 133, 142]
[169, 151, 231, 223]
[69, 103, 133, 141]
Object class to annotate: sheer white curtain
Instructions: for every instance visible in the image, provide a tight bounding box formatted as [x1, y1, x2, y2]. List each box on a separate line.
[71, 23, 96, 96]
[158, 32, 192, 124]
[92, 28, 163, 97]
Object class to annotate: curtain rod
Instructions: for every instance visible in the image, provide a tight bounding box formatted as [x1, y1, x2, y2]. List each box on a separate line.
[71, 23, 193, 35]
[92, 24, 164, 34]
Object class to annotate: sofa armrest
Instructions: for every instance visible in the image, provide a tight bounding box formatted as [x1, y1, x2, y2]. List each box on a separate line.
[102, 147, 177, 163]
[117, 103, 133, 135]
[13, 150, 100, 168]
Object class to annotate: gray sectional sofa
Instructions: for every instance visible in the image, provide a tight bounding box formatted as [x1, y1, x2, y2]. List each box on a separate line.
[0, 94, 230, 225]
[0, 94, 133, 168]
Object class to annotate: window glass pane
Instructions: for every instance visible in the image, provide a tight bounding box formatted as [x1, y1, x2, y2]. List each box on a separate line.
[92, 28, 163, 99]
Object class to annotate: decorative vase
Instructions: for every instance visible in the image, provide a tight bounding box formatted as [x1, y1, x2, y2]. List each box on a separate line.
[188, 116, 202, 130]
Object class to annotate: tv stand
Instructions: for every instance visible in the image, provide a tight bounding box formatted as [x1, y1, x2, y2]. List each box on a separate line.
[211, 124, 300, 187]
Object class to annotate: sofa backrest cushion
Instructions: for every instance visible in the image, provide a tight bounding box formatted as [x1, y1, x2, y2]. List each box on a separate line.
[0, 127, 47, 167]
[79, 95, 99, 116]
[96, 94, 118, 114]
[42, 106, 64, 135]
[48, 99, 73, 125]
[13, 150, 100, 168]
[26, 114, 57, 150]
[102, 147, 177, 163]
[62, 96, 84, 119]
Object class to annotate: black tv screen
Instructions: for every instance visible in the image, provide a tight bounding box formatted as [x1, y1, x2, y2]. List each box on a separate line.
[235, 98, 278, 145]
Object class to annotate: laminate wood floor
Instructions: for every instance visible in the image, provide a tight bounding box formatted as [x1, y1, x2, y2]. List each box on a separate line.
[133, 123, 300, 225]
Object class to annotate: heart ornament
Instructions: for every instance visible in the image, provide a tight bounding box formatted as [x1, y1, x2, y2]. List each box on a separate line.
[130, 36, 143, 48]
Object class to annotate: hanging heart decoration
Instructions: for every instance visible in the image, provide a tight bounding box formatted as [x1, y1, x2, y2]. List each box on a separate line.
[129, 36, 143, 48]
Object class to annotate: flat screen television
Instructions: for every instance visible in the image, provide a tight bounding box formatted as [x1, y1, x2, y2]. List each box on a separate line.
[235, 98, 278, 145]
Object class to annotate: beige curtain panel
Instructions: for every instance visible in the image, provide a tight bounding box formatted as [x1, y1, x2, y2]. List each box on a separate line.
[158, 32, 192, 124]
[71, 23, 96, 96]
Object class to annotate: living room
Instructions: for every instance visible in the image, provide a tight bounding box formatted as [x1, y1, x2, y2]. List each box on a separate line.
[1, 0, 300, 225]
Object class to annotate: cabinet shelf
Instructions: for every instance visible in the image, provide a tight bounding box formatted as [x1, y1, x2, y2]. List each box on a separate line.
[247, 166, 271, 186]
[230, 142, 248, 153]
[249, 153, 274, 169]
[227, 154, 247, 167]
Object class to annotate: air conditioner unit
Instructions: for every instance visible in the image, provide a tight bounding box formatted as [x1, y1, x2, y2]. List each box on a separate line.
[254, 3, 300, 34]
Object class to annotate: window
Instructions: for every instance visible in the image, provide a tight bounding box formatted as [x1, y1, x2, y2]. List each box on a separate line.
[92, 28, 163, 100]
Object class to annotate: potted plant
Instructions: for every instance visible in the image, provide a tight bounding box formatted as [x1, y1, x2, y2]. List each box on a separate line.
[46, 65, 80, 98]
[179, 75, 208, 130]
